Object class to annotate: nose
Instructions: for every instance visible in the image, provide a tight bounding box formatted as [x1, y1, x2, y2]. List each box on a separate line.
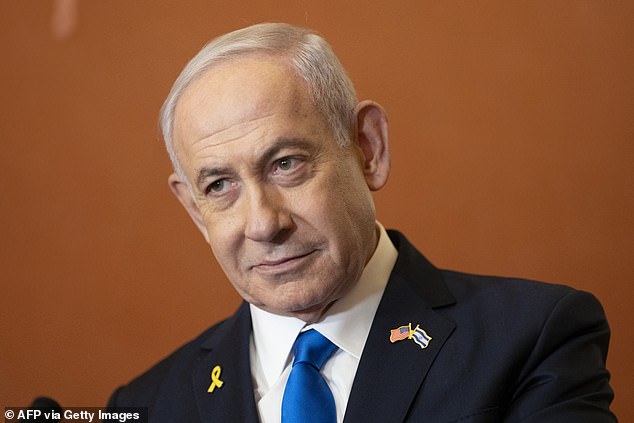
[243, 185, 293, 243]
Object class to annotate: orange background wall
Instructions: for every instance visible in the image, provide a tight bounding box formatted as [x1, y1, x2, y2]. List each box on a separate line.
[1, 1, 632, 420]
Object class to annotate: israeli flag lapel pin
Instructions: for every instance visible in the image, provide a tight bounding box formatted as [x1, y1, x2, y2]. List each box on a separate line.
[410, 324, 432, 349]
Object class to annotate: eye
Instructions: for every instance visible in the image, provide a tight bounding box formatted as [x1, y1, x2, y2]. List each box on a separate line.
[206, 179, 228, 194]
[274, 157, 300, 173]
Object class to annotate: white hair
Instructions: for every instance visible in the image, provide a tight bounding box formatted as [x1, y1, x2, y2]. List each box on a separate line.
[159, 22, 358, 179]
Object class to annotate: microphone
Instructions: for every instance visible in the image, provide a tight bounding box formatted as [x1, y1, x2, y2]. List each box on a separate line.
[19, 397, 62, 423]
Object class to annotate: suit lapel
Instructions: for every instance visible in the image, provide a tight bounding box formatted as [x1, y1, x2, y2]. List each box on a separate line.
[344, 231, 457, 423]
[192, 302, 259, 423]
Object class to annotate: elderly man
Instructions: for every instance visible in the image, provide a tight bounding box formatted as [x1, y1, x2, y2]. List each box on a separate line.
[108, 23, 615, 422]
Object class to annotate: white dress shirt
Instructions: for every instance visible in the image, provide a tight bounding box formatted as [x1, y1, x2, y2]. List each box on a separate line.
[249, 223, 398, 423]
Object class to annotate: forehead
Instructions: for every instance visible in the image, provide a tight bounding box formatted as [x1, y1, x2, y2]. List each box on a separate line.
[172, 54, 319, 152]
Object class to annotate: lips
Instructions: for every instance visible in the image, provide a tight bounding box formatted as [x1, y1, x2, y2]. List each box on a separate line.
[253, 250, 317, 273]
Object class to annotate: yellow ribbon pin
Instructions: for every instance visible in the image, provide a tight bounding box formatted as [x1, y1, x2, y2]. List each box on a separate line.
[207, 365, 224, 393]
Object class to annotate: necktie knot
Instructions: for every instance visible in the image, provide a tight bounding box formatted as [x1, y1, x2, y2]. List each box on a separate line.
[292, 329, 338, 370]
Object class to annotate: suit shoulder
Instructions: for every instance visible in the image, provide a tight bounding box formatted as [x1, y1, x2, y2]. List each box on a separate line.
[441, 269, 577, 304]
[438, 269, 608, 336]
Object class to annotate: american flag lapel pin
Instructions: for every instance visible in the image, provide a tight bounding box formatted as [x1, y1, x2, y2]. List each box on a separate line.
[389, 323, 413, 343]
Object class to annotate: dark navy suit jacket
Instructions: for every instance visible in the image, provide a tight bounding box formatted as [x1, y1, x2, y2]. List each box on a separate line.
[108, 231, 615, 422]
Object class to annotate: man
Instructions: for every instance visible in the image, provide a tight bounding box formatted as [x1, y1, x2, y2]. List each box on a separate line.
[108, 23, 615, 422]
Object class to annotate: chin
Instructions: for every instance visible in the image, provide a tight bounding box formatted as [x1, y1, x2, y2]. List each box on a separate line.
[258, 296, 331, 321]
[287, 296, 340, 322]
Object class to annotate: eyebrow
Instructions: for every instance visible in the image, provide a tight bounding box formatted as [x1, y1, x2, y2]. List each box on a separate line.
[195, 137, 317, 187]
[196, 166, 234, 187]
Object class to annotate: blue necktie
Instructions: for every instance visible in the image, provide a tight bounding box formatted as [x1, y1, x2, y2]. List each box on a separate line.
[281, 329, 338, 423]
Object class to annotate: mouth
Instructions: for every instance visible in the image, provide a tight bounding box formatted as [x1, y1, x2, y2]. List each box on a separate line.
[253, 250, 317, 274]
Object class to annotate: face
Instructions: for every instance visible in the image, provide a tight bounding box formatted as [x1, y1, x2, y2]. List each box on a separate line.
[170, 55, 388, 322]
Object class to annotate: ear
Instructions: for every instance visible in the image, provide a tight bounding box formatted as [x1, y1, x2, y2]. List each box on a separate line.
[168, 173, 210, 243]
[353, 100, 390, 191]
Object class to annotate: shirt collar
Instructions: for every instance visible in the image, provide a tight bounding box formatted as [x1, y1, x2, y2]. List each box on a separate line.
[250, 222, 398, 389]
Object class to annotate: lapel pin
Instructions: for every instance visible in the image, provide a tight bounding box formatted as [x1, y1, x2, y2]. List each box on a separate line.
[389, 323, 413, 343]
[410, 324, 432, 349]
[207, 365, 224, 393]
[389, 323, 432, 349]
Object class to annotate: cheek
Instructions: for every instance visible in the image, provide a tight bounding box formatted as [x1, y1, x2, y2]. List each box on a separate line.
[300, 180, 375, 262]
[202, 214, 243, 266]
[328, 169, 375, 226]
[200, 202, 242, 238]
